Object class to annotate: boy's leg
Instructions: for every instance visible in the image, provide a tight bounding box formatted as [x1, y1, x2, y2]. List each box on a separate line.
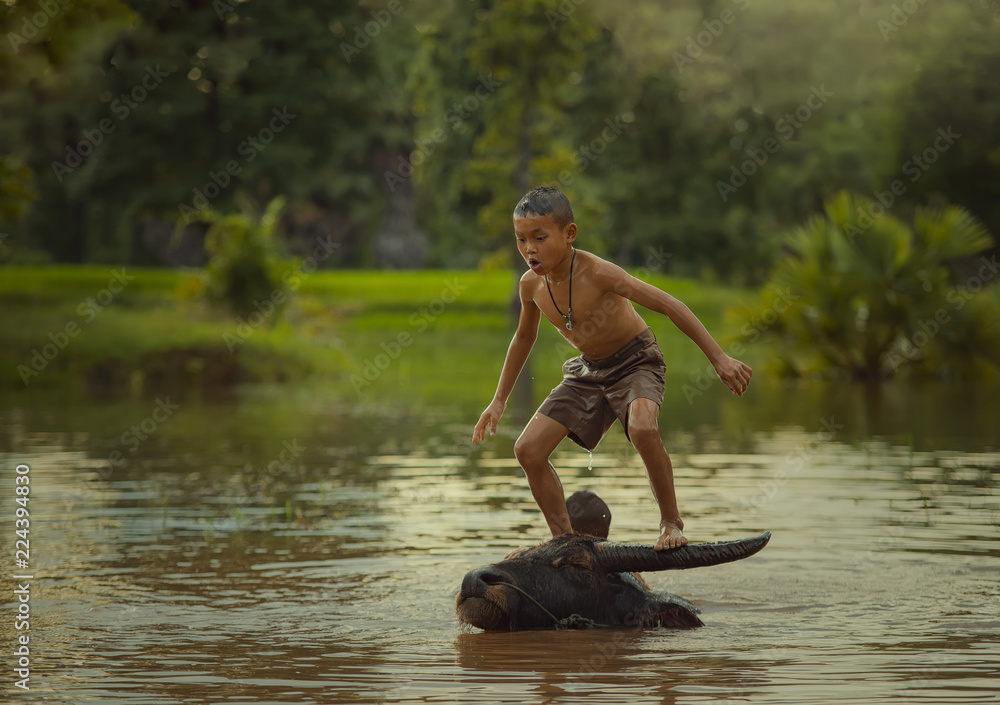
[627, 397, 688, 551]
[514, 412, 574, 538]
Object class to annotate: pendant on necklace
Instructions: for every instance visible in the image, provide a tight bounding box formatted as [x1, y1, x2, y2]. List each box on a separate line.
[545, 248, 576, 333]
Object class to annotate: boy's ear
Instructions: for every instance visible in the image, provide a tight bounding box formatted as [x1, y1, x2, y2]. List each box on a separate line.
[565, 222, 577, 242]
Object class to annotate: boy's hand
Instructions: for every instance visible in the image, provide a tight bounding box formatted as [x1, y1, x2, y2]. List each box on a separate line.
[473, 399, 507, 443]
[712, 355, 753, 397]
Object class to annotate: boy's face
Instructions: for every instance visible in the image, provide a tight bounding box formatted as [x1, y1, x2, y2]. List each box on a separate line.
[513, 213, 577, 276]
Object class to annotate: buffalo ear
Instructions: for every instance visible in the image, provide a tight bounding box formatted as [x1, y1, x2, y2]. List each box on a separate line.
[595, 532, 771, 574]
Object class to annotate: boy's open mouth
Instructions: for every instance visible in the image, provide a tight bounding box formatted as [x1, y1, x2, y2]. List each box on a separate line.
[528, 258, 541, 271]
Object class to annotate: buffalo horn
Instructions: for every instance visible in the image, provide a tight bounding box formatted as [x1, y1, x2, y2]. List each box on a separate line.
[595, 532, 771, 573]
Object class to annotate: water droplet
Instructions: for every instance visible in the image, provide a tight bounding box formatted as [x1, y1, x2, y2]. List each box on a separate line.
[588, 451, 594, 472]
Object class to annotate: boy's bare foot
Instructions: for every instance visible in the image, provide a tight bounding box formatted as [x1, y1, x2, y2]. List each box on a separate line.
[655, 523, 688, 551]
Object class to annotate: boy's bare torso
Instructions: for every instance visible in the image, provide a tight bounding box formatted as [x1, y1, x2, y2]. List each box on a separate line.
[522, 250, 649, 359]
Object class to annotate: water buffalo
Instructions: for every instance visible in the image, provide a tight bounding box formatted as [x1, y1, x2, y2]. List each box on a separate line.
[457, 525, 770, 631]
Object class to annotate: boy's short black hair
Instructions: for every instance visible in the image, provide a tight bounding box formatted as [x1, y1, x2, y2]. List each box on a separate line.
[566, 490, 611, 539]
[513, 186, 575, 229]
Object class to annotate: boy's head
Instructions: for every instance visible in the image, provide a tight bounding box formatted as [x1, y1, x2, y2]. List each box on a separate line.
[513, 187, 577, 276]
[566, 490, 611, 539]
[513, 186, 574, 229]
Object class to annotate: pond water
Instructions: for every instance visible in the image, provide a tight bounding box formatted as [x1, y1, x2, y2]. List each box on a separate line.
[1, 378, 998, 704]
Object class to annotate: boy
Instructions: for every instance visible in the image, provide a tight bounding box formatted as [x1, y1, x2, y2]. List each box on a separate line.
[565, 489, 612, 539]
[472, 187, 752, 551]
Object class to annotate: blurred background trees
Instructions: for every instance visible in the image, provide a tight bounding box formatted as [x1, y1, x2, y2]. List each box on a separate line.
[2, 0, 996, 278]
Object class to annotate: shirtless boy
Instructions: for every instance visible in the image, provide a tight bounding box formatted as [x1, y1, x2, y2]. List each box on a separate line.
[472, 186, 752, 551]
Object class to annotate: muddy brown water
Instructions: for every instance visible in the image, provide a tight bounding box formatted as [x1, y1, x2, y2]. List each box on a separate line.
[1, 379, 998, 704]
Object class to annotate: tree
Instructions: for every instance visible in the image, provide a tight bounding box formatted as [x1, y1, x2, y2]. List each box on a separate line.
[886, 11, 1000, 243]
[0, 0, 134, 262]
[732, 192, 999, 380]
[2, 0, 388, 264]
[406, 0, 601, 257]
[77, 0, 383, 261]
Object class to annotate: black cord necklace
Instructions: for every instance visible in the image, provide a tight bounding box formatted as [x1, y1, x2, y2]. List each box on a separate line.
[544, 248, 576, 331]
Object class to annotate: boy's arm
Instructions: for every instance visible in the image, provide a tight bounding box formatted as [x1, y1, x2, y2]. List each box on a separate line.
[472, 277, 541, 442]
[608, 267, 753, 397]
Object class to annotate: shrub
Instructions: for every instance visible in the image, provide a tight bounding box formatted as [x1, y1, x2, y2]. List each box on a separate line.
[200, 197, 292, 319]
[731, 192, 1000, 380]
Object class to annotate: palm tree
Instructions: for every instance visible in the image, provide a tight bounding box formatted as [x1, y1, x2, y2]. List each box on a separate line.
[732, 192, 1000, 380]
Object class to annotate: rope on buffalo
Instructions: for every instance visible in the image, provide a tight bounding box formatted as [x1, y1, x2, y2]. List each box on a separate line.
[497, 581, 610, 629]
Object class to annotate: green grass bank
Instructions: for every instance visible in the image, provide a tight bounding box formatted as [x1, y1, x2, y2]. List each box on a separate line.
[0, 266, 759, 401]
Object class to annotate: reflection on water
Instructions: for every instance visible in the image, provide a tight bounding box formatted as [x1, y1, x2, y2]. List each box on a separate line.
[1, 380, 998, 704]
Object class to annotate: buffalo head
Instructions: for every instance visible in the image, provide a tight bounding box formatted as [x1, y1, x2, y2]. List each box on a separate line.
[456, 531, 770, 631]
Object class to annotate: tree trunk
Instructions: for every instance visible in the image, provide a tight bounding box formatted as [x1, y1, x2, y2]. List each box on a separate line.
[373, 177, 427, 269]
[70, 200, 86, 264]
[510, 130, 534, 417]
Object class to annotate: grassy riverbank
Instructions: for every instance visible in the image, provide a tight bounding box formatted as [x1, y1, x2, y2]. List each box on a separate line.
[0, 266, 758, 401]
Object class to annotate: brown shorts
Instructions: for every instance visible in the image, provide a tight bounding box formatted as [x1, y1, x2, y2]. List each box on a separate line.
[537, 327, 666, 451]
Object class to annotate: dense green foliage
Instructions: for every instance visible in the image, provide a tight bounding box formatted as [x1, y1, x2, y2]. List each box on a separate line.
[1, 0, 997, 280]
[201, 197, 291, 316]
[733, 193, 1000, 380]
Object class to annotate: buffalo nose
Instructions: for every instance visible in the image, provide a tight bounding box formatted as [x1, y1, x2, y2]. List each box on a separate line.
[462, 567, 506, 596]
[476, 568, 505, 586]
